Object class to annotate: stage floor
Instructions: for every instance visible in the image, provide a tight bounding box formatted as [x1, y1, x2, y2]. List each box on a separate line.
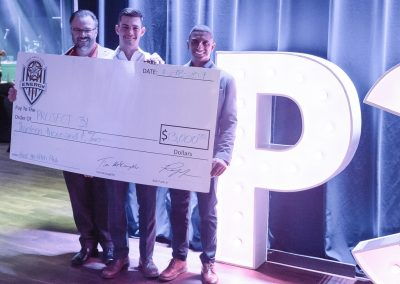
[0, 143, 371, 283]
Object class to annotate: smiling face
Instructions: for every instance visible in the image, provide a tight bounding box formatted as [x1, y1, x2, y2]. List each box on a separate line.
[188, 30, 216, 67]
[70, 15, 98, 54]
[115, 15, 145, 54]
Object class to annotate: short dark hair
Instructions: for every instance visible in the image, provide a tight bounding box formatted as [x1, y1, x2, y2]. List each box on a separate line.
[69, 10, 98, 27]
[188, 24, 213, 39]
[118, 8, 143, 24]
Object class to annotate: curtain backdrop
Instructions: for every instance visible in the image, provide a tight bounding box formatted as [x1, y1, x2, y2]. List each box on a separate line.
[77, 0, 400, 266]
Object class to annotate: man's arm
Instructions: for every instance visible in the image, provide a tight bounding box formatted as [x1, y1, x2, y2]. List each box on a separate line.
[211, 73, 237, 176]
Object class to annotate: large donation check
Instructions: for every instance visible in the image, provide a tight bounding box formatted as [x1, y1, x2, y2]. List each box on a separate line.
[10, 52, 220, 193]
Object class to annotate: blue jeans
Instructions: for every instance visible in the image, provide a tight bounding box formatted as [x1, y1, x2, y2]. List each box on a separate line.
[126, 184, 139, 237]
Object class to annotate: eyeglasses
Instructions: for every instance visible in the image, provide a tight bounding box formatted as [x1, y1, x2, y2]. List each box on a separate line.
[71, 27, 97, 34]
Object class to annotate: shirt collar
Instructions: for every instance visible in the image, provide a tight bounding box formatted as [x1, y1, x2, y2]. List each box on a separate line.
[114, 46, 146, 61]
[189, 59, 214, 68]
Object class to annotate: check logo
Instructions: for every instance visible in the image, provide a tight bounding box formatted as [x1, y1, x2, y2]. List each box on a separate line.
[20, 57, 47, 105]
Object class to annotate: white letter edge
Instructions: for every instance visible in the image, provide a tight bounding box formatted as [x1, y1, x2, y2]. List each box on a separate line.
[364, 63, 400, 116]
[352, 233, 400, 284]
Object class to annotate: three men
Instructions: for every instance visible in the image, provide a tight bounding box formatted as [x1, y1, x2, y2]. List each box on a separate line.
[9, 9, 236, 284]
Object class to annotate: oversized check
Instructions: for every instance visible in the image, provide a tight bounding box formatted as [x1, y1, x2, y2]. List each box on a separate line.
[10, 52, 220, 193]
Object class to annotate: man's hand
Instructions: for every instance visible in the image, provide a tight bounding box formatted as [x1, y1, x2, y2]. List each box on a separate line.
[8, 85, 17, 102]
[144, 52, 165, 65]
[210, 158, 228, 177]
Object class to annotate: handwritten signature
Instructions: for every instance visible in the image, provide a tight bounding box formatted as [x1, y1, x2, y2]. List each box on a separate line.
[159, 162, 198, 178]
[97, 157, 139, 171]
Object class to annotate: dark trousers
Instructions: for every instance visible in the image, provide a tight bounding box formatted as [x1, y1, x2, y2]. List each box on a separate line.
[107, 180, 129, 259]
[136, 184, 157, 261]
[169, 178, 218, 264]
[63, 171, 113, 251]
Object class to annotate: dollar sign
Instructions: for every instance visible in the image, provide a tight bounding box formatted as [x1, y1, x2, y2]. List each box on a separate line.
[161, 129, 168, 141]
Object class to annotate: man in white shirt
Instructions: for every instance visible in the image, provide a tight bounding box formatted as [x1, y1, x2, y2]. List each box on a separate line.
[101, 8, 164, 280]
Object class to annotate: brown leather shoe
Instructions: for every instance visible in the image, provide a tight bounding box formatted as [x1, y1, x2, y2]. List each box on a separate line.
[101, 256, 129, 279]
[201, 262, 218, 284]
[159, 258, 187, 281]
[137, 258, 159, 278]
